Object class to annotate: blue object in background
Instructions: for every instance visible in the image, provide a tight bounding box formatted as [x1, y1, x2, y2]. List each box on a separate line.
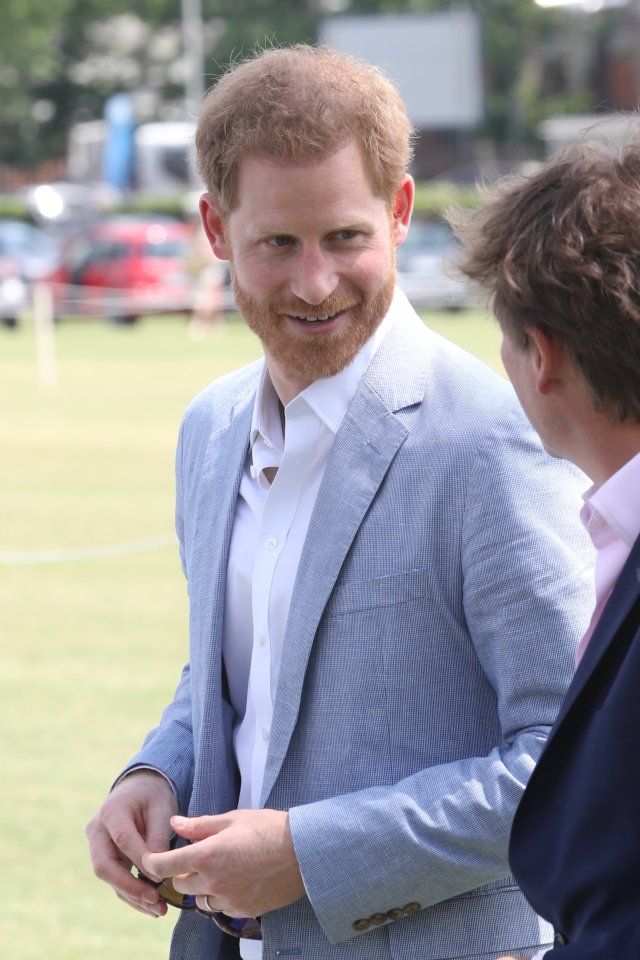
[103, 93, 135, 191]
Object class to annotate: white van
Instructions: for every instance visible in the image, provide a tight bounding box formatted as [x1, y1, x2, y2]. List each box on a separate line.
[67, 119, 201, 194]
[133, 121, 200, 192]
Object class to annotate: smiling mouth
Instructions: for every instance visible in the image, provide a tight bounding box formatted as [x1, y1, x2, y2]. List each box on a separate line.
[291, 310, 341, 324]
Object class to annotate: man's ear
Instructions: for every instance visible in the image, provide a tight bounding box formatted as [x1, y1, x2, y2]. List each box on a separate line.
[391, 175, 414, 247]
[199, 194, 230, 260]
[526, 326, 566, 396]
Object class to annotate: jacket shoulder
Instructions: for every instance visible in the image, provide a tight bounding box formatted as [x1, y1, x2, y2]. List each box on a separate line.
[181, 358, 262, 438]
[401, 324, 534, 458]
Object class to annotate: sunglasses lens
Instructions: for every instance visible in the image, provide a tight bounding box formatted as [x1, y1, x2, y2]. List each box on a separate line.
[136, 870, 197, 910]
[156, 877, 197, 910]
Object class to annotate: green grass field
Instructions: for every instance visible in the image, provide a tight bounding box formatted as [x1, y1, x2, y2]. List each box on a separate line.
[0, 308, 501, 959]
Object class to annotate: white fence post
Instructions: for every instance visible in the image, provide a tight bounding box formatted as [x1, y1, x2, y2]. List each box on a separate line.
[32, 282, 57, 392]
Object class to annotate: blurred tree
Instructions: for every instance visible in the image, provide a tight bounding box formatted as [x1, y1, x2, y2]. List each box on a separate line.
[0, 0, 73, 168]
[0, 0, 318, 173]
[199, 0, 316, 86]
[473, 0, 595, 152]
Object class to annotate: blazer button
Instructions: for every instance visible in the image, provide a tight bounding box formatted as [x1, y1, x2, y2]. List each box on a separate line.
[402, 902, 421, 916]
[352, 918, 370, 932]
[386, 907, 405, 921]
[369, 913, 387, 925]
[554, 932, 568, 947]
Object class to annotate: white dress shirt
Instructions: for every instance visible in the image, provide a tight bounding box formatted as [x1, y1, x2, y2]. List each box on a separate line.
[222, 304, 394, 958]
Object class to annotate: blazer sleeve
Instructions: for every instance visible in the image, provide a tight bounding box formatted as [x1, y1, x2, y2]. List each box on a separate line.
[288, 409, 594, 944]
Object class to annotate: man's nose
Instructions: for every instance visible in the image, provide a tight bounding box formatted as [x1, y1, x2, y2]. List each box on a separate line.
[288, 248, 338, 305]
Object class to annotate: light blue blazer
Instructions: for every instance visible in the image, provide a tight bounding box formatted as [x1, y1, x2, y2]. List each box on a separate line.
[129, 294, 594, 960]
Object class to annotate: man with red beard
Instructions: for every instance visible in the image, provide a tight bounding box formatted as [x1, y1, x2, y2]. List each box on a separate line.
[87, 45, 594, 960]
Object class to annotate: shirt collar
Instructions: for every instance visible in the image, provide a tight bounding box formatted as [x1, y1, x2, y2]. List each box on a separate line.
[251, 363, 282, 453]
[580, 450, 640, 549]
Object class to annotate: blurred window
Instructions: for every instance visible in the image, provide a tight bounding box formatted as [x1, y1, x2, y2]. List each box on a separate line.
[0, 221, 56, 257]
[160, 148, 191, 185]
[143, 240, 185, 258]
[67, 239, 129, 276]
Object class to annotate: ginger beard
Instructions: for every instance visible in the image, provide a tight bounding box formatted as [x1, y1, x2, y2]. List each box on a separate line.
[231, 262, 397, 384]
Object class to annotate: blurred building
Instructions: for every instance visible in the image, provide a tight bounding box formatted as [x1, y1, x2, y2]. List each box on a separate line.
[320, 11, 484, 180]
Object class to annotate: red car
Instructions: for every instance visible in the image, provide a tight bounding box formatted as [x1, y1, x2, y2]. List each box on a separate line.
[48, 217, 194, 323]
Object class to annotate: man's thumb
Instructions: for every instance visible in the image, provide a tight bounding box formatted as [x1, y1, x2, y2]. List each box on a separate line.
[170, 814, 220, 841]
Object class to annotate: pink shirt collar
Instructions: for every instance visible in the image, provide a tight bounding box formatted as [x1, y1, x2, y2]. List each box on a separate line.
[574, 452, 640, 664]
[580, 451, 640, 550]
[579, 450, 640, 605]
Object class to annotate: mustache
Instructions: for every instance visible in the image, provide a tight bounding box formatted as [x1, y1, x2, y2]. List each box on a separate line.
[275, 292, 361, 316]
[230, 270, 362, 318]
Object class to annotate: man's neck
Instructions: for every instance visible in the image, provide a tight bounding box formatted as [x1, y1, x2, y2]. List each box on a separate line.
[575, 419, 640, 487]
[267, 362, 313, 409]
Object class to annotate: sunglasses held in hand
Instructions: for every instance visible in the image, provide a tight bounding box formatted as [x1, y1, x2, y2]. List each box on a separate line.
[136, 836, 262, 940]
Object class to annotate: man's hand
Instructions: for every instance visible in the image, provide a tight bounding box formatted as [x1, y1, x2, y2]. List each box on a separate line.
[141, 808, 305, 918]
[86, 770, 178, 918]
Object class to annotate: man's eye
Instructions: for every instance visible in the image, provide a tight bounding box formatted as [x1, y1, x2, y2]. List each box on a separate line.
[268, 236, 292, 247]
[336, 230, 356, 240]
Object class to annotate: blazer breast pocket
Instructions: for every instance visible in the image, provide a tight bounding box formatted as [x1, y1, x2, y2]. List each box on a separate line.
[324, 568, 435, 618]
[317, 566, 470, 679]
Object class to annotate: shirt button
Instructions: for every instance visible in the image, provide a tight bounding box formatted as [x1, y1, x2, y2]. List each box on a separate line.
[255, 633, 265, 647]
[250, 464, 257, 479]
[265, 536, 277, 550]
[261, 727, 270, 741]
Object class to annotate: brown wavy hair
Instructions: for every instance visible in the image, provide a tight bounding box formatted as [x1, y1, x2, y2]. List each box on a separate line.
[451, 135, 640, 422]
[195, 44, 414, 216]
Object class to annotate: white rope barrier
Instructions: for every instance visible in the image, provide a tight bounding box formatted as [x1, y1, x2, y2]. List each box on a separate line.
[25, 278, 463, 320]
[0, 532, 177, 566]
[38, 281, 236, 318]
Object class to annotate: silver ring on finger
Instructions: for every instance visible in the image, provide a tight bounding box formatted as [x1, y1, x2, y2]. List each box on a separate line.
[204, 894, 217, 913]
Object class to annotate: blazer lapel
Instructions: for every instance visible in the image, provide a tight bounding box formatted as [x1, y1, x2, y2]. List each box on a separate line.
[188, 383, 256, 801]
[190, 387, 256, 647]
[260, 300, 431, 804]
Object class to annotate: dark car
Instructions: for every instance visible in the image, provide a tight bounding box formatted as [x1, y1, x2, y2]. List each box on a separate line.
[48, 216, 193, 323]
[0, 254, 27, 328]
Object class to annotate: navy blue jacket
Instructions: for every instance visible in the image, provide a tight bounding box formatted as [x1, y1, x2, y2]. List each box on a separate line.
[510, 532, 640, 957]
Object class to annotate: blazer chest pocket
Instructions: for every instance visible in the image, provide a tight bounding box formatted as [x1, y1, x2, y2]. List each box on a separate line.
[324, 567, 435, 618]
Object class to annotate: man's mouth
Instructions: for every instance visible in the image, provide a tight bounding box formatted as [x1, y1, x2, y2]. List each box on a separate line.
[291, 310, 341, 324]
